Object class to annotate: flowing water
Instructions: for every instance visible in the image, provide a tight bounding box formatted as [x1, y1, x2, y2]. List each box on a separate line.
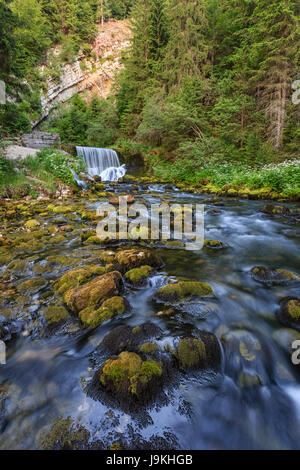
[0, 182, 299, 450]
[76, 146, 126, 182]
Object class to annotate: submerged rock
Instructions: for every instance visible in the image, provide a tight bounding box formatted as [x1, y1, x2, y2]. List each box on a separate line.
[44, 305, 71, 325]
[16, 277, 47, 295]
[64, 271, 123, 314]
[277, 297, 300, 331]
[37, 417, 91, 450]
[156, 281, 213, 303]
[260, 204, 292, 217]
[176, 331, 221, 370]
[251, 266, 299, 284]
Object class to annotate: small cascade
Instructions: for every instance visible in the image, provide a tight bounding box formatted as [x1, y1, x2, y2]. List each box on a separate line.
[70, 169, 88, 190]
[76, 146, 126, 182]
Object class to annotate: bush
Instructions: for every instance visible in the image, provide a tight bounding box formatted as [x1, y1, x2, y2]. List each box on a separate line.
[22, 149, 86, 185]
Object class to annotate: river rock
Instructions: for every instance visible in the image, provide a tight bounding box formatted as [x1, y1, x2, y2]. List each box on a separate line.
[276, 297, 300, 331]
[124, 265, 153, 285]
[251, 266, 299, 284]
[102, 322, 162, 355]
[156, 281, 213, 303]
[92, 351, 166, 408]
[64, 271, 123, 314]
[176, 331, 221, 370]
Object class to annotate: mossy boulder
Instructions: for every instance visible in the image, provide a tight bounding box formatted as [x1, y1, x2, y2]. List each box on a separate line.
[277, 297, 300, 331]
[203, 239, 224, 249]
[47, 204, 73, 214]
[44, 305, 70, 325]
[176, 331, 221, 370]
[129, 226, 150, 240]
[156, 281, 213, 303]
[37, 417, 90, 450]
[79, 296, 128, 328]
[251, 266, 299, 284]
[64, 271, 123, 314]
[97, 351, 163, 405]
[138, 342, 159, 354]
[53, 265, 106, 295]
[124, 265, 153, 285]
[115, 249, 163, 273]
[24, 219, 40, 229]
[260, 204, 292, 217]
[102, 323, 162, 356]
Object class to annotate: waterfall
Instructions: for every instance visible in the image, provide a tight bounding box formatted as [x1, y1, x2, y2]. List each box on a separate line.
[76, 146, 126, 182]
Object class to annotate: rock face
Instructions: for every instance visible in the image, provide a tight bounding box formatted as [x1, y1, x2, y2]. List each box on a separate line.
[34, 20, 131, 126]
[22, 131, 61, 149]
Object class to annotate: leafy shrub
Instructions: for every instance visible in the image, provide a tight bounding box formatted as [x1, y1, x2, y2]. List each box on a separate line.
[22, 149, 86, 185]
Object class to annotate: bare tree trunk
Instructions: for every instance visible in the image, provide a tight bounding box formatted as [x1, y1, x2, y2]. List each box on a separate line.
[275, 66, 287, 149]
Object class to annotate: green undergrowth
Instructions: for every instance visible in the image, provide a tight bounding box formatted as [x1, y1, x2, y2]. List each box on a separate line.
[148, 154, 300, 198]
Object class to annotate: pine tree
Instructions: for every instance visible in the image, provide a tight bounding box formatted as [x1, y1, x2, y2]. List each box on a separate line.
[247, 0, 299, 148]
[163, 0, 211, 88]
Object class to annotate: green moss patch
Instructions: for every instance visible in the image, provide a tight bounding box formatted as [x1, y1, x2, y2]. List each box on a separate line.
[125, 265, 153, 285]
[79, 296, 127, 328]
[157, 281, 213, 303]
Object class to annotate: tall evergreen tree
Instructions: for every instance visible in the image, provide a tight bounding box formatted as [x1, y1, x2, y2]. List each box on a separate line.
[247, 0, 299, 148]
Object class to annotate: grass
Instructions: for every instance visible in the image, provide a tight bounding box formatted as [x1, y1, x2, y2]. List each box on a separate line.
[0, 147, 85, 198]
[148, 155, 300, 197]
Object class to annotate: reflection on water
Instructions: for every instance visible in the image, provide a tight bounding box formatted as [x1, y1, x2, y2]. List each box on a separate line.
[0, 187, 299, 449]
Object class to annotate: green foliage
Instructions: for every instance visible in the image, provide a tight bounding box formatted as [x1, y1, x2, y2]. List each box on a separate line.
[21, 148, 86, 185]
[116, 0, 299, 170]
[0, 151, 14, 180]
[44, 94, 120, 147]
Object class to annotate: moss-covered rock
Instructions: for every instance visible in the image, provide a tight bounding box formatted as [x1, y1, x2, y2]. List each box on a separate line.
[37, 417, 90, 450]
[176, 331, 221, 370]
[98, 351, 163, 403]
[79, 296, 128, 328]
[251, 266, 299, 284]
[157, 281, 213, 303]
[16, 277, 47, 294]
[203, 239, 224, 249]
[115, 249, 162, 273]
[44, 305, 70, 325]
[53, 265, 106, 295]
[237, 371, 263, 388]
[138, 342, 159, 354]
[24, 219, 40, 229]
[277, 297, 300, 330]
[47, 204, 73, 214]
[125, 265, 153, 285]
[64, 271, 123, 314]
[260, 204, 292, 217]
[129, 226, 150, 240]
[102, 323, 162, 356]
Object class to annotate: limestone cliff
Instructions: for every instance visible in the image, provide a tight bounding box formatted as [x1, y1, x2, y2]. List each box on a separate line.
[34, 20, 131, 127]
